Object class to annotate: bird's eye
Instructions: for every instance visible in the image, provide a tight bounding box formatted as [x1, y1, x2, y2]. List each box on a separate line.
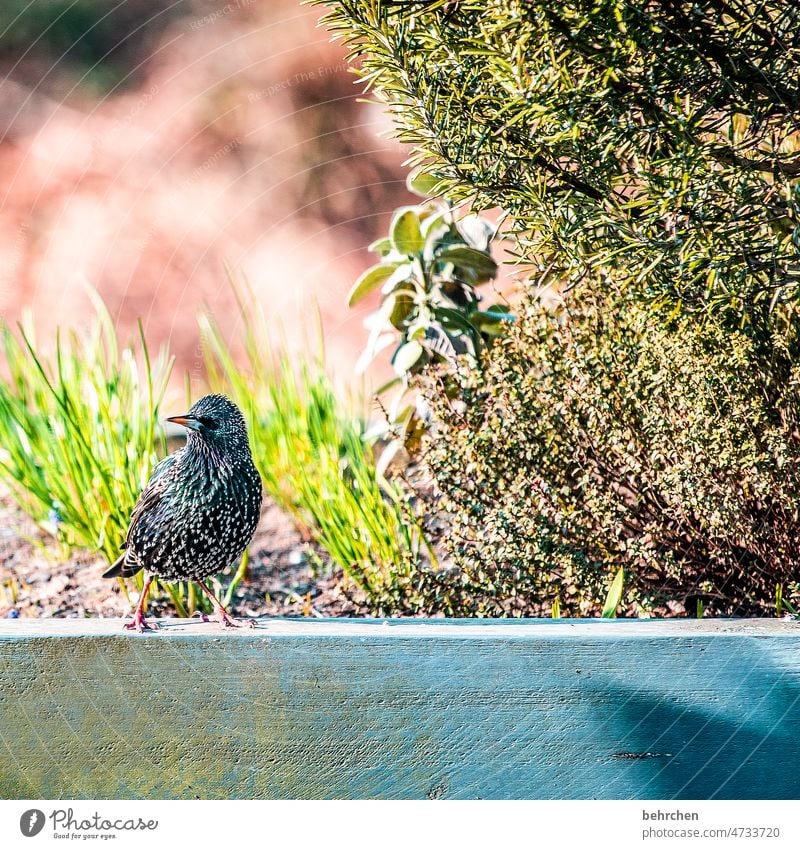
[198, 416, 218, 430]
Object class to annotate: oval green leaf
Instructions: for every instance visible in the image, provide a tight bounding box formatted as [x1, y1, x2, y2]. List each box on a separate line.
[392, 339, 424, 375]
[389, 290, 416, 330]
[457, 214, 495, 251]
[347, 264, 398, 307]
[437, 245, 498, 282]
[381, 263, 415, 295]
[368, 236, 393, 256]
[391, 208, 424, 256]
[406, 169, 444, 198]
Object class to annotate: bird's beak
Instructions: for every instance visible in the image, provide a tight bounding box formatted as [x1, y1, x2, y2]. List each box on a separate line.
[167, 414, 202, 431]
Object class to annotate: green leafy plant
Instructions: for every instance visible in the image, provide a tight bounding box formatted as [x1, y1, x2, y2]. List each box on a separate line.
[320, 0, 800, 619]
[200, 287, 438, 613]
[775, 584, 798, 618]
[601, 569, 624, 619]
[349, 196, 502, 378]
[349, 180, 509, 463]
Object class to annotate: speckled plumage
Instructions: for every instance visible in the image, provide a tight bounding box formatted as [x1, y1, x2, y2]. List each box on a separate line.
[105, 395, 262, 584]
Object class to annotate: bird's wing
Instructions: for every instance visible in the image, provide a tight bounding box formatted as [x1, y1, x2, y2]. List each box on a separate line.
[104, 453, 180, 578]
[124, 452, 179, 548]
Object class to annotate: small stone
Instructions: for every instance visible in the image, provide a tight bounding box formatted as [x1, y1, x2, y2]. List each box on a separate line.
[288, 549, 307, 566]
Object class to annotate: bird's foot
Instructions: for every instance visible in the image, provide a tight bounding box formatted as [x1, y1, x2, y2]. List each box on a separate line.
[193, 580, 256, 628]
[216, 609, 257, 628]
[217, 608, 240, 628]
[191, 607, 248, 628]
[123, 611, 158, 632]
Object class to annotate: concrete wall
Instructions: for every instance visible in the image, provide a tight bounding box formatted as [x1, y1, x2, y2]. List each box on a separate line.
[1, 619, 799, 799]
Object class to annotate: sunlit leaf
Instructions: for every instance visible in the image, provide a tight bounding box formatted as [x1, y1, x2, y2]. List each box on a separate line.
[391, 208, 424, 256]
[392, 339, 424, 374]
[601, 568, 625, 619]
[347, 264, 400, 307]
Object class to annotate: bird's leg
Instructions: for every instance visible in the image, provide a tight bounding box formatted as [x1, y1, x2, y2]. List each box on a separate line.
[123, 575, 158, 632]
[196, 580, 252, 628]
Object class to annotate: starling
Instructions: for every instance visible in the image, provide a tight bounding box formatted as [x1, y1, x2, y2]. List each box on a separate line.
[104, 394, 263, 631]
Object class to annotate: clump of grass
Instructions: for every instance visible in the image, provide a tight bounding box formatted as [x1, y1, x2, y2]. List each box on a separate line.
[0, 294, 185, 609]
[200, 289, 436, 613]
[0, 296, 172, 564]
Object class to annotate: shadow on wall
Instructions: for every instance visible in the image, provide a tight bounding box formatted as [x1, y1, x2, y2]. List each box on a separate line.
[601, 643, 800, 799]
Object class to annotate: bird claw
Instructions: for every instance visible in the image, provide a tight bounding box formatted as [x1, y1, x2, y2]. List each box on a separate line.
[123, 614, 158, 633]
[218, 610, 240, 628]
[217, 612, 258, 629]
[191, 609, 254, 628]
[193, 581, 255, 629]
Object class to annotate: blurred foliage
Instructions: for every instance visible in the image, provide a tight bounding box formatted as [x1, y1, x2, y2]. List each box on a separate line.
[319, 1, 800, 340]
[0, 0, 186, 93]
[422, 285, 800, 617]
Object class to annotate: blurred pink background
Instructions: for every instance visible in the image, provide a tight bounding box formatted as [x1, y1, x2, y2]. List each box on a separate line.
[0, 0, 414, 393]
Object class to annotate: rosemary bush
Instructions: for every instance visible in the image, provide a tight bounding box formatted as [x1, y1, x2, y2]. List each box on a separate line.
[320, 0, 800, 615]
[319, 1, 800, 337]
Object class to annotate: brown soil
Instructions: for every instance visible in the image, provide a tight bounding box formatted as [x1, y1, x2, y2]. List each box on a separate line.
[0, 494, 369, 621]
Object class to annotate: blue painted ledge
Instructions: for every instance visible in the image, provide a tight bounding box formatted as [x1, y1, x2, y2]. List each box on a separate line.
[1, 618, 799, 800]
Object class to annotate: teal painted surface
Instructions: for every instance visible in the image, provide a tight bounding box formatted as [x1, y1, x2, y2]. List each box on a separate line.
[0, 619, 799, 799]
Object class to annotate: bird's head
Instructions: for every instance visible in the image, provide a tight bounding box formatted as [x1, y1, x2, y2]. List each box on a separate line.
[167, 394, 252, 460]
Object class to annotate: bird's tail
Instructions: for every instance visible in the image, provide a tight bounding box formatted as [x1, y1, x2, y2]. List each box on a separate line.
[102, 552, 141, 579]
